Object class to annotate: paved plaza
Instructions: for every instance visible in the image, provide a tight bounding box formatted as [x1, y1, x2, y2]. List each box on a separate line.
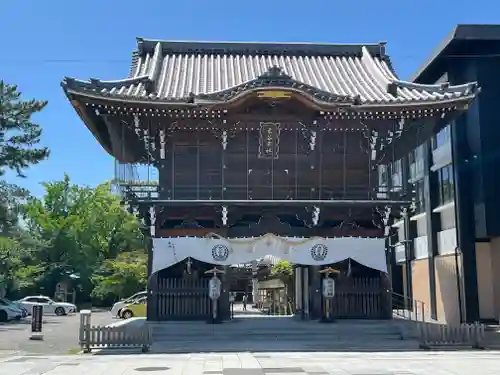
[0, 351, 499, 375]
[0, 311, 113, 355]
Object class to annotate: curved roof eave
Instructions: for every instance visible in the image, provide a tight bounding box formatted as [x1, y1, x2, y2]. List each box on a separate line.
[63, 85, 478, 113]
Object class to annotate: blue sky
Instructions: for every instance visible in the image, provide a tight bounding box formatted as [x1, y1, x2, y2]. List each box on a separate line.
[1, 0, 497, 197]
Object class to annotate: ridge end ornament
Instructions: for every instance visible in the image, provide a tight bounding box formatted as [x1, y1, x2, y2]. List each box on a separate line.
[311, 244, 328, 262]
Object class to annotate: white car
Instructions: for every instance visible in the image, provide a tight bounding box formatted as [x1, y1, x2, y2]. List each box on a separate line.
[110, 291, 147, 318]
[0, 301, 23, 322]
[18, 296, 77, 316]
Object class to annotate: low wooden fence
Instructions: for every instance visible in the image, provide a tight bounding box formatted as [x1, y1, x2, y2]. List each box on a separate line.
[151, 277, 218, 320]
[79, 310, 152, 353]
[417, 322, 485, 349]
[329, 277, 391, 319]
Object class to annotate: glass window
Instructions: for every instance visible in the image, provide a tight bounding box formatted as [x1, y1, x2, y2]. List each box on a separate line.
[432, 125, 451, 150]
[437, 164, 455, 205]
[412, 179, 425, 214]
[409, 145, 425, 181]
[391, 159, 402, 190]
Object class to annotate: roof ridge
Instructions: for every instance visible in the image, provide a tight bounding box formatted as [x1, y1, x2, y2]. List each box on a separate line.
[136, 38, 388, 57]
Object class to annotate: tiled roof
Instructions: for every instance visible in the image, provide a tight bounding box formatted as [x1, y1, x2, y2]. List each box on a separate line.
[62, 39, 478, 106]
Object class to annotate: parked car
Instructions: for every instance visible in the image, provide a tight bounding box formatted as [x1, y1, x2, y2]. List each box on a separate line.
[17, 296, 77, 316]
[0, 298, 27, 318]
[110, 291, 147, 318]
[0, 300, 23, 322]
[119, 296, 147, 319]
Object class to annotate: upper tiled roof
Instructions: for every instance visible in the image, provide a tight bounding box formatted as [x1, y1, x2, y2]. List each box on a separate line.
[62, 39, 479, 106]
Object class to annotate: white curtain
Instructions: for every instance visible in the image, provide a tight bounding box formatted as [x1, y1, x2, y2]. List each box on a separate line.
[152, 234, 387, 274]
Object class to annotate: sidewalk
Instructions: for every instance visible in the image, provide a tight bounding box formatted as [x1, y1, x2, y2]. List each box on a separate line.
[1, 351, 500, 375]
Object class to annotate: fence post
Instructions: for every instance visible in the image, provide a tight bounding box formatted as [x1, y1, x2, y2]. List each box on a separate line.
[79, 310, 92, 353]
[421, 302, 425, 322]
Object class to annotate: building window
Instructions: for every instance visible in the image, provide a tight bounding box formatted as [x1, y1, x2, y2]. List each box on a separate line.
[412, 179, 425, 214]
[378, 164, 388, 187]
[437, 164, 454, 205]
[432, 125, 451, 150]
[391, 159, 402, 191]
[409, 145, 425, 181]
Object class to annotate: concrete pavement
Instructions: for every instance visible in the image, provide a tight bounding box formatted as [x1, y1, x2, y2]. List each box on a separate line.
[1, 351, 500, 375]
[0, 312, 113, 355]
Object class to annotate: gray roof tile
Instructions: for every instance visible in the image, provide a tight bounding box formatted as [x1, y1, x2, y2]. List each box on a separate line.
[62, 40, 479, 106]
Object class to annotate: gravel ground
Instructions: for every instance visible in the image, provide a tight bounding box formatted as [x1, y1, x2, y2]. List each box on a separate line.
[0, 311, 114, 355]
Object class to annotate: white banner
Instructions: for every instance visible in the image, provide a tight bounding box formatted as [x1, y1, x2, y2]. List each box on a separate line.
[152, 234, 387, 274]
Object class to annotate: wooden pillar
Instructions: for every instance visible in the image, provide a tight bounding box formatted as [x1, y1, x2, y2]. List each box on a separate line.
[145, 223, 161, 321]
[310, 266, 322, 319]
[251, 260, 259, 306]
[303, 267, 310, 319]
[294, 266, 303, 316]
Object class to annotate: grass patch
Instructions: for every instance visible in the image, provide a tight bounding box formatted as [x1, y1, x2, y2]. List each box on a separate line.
[66, 347, 82, 355]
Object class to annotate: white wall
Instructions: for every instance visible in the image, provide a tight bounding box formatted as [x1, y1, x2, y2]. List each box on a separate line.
[414, 235, 428, 259]
[440, 205, 456, 230]
[437, 205, 456, 255]
[416, 216, 427, 237]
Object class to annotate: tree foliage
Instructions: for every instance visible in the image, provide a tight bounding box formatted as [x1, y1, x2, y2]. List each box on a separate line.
[0, 81, 50, 177]
[3, 175, 146, 305]
[270, 260, 293, 283]
[91, 251, 147, 302]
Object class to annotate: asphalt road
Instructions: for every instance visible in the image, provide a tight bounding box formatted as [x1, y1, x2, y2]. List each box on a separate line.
[0, 311, 114, 355]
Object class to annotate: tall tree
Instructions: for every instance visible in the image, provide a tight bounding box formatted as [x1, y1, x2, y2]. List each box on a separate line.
[20, 175, 145, 301]
[0, 81, 50, 232]
[0, 81, 50, 177]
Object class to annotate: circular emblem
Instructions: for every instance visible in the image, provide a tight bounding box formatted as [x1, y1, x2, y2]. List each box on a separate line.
[211, 244, 230, 262]
[310, 244, 328, 262]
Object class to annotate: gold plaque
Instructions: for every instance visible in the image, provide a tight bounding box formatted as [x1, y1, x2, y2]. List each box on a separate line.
[257, 90, 291, 99]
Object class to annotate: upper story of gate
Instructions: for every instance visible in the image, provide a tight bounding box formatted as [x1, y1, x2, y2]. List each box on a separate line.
[62, 38, 479, 204]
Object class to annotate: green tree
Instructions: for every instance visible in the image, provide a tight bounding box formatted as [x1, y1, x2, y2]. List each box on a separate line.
[0, 81, 50, 177]
[270, 260, 293, 283]
[0, 181, 29, 234]
[18, 175, 145, 303]
[91, 251, 147, 303]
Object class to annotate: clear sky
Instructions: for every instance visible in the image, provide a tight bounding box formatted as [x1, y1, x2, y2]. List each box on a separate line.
[1, 0, 497, 197]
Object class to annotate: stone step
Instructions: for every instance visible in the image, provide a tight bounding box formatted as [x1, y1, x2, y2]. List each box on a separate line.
[150, 320, 407, 341]
[149, 337, 421, 353]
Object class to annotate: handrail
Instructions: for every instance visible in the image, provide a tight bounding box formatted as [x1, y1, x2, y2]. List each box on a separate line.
[392, 291, 427, 322]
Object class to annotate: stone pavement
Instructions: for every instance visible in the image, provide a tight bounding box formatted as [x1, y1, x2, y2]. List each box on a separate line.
[1, 351, 500, 375]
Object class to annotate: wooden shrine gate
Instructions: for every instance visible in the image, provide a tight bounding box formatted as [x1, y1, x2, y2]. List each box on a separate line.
[149, 276, 232, 321]
[150, 278, 212, 321]
[148, 274, 390, 321]
[326, 277, 392, 319]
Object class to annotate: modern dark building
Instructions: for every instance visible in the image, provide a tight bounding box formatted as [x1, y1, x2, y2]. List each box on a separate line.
[392, 24, 500, 324]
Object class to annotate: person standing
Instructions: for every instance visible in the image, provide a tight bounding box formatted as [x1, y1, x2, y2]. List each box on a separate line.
[242, 293, 248, 311]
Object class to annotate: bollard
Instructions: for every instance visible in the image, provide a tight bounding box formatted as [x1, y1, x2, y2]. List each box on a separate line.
[30, 304, 44, 340]
[79, 310, 92, 353]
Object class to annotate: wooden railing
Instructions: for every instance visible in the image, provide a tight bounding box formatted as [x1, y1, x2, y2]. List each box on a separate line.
[119, 183, 408, 202]
[417, 322, 485, 349]
[79, 310, 152, 353]
[392, 291, 426, 322]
